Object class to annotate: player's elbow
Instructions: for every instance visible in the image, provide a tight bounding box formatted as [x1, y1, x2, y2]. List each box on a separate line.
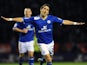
[12, 27, 17, 31]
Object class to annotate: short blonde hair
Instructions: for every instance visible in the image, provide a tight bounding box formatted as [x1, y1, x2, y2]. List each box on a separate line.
[24, 8, 31, 11]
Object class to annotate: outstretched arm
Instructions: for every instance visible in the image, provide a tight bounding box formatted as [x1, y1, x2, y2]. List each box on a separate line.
[62, 20, 85, 25]
[1, 16, 23, 22]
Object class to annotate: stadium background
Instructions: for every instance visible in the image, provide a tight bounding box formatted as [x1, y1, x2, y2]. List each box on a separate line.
[0, 0, 87, 64]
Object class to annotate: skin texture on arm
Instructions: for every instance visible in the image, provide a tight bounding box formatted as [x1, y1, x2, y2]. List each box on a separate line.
[1, 16, 23, 22]
[62, 20, 85, 25]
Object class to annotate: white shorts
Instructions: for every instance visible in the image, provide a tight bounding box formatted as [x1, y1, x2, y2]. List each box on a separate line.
[18, 41, 34, 53]
[38, 41, 54, 55]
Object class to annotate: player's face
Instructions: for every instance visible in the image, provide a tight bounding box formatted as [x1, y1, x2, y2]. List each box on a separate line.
[40, 6, 49, 16]
[24, 9, 32, 17]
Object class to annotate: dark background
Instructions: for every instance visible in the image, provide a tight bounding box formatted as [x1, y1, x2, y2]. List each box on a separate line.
[0, 0, 87, 62]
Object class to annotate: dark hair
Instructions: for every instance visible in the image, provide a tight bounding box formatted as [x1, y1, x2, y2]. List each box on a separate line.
[40, 3, 51, 10]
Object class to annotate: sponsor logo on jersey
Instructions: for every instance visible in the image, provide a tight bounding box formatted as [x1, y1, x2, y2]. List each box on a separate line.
[26, 25, 34, 31]
[38, 25, 51, 33]
[47, 20, 51, 24]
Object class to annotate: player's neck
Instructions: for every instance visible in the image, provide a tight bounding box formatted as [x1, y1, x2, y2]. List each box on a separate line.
[40, 15, 48, 20]
[25, 15, 31, 18]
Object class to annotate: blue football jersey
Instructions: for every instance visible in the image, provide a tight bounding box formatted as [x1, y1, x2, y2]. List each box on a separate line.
[13, 17, 34, 42]
[24, 15, 63, 44]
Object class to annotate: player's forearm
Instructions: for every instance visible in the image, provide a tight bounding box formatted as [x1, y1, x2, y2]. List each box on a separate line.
[10, 17, 23, 22]
[63, 20, 75, 25]
[13, 28, 25, 33]
[1, 16, 23, 22]
[63, 20, 85, 25]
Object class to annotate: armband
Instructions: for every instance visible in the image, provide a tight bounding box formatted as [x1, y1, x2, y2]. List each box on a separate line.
[9, 18, 13, 21]
[73, 22, 77, 25]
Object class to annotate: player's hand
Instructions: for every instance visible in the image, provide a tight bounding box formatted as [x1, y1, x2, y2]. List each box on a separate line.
[76, 22, 85, 25]
[1, 16, 9, 21]
[23, 28, 28, 33]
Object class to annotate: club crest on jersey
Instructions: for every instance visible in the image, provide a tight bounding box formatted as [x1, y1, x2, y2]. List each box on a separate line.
[47, 20, 51, 24]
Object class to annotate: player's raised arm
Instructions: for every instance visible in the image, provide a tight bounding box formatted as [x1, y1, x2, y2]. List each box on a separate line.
[1, 16, 23, 22]
[62, 20, 85, 25]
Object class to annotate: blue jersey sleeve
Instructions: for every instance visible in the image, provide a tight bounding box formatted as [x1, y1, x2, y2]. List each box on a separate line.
[13, 22, 21, 28]
[12, 22, 22, 30]
[52, 16, 63, 24]
[23, 17, 34, 24]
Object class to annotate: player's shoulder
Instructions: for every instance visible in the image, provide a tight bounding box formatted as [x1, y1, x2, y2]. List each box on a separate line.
[49, 15, 63, 20]
[48, 15, 56, 18]
[15, 22, 22, 24]
[48, 14, 53, 16]
[23, 16, 33, 20]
